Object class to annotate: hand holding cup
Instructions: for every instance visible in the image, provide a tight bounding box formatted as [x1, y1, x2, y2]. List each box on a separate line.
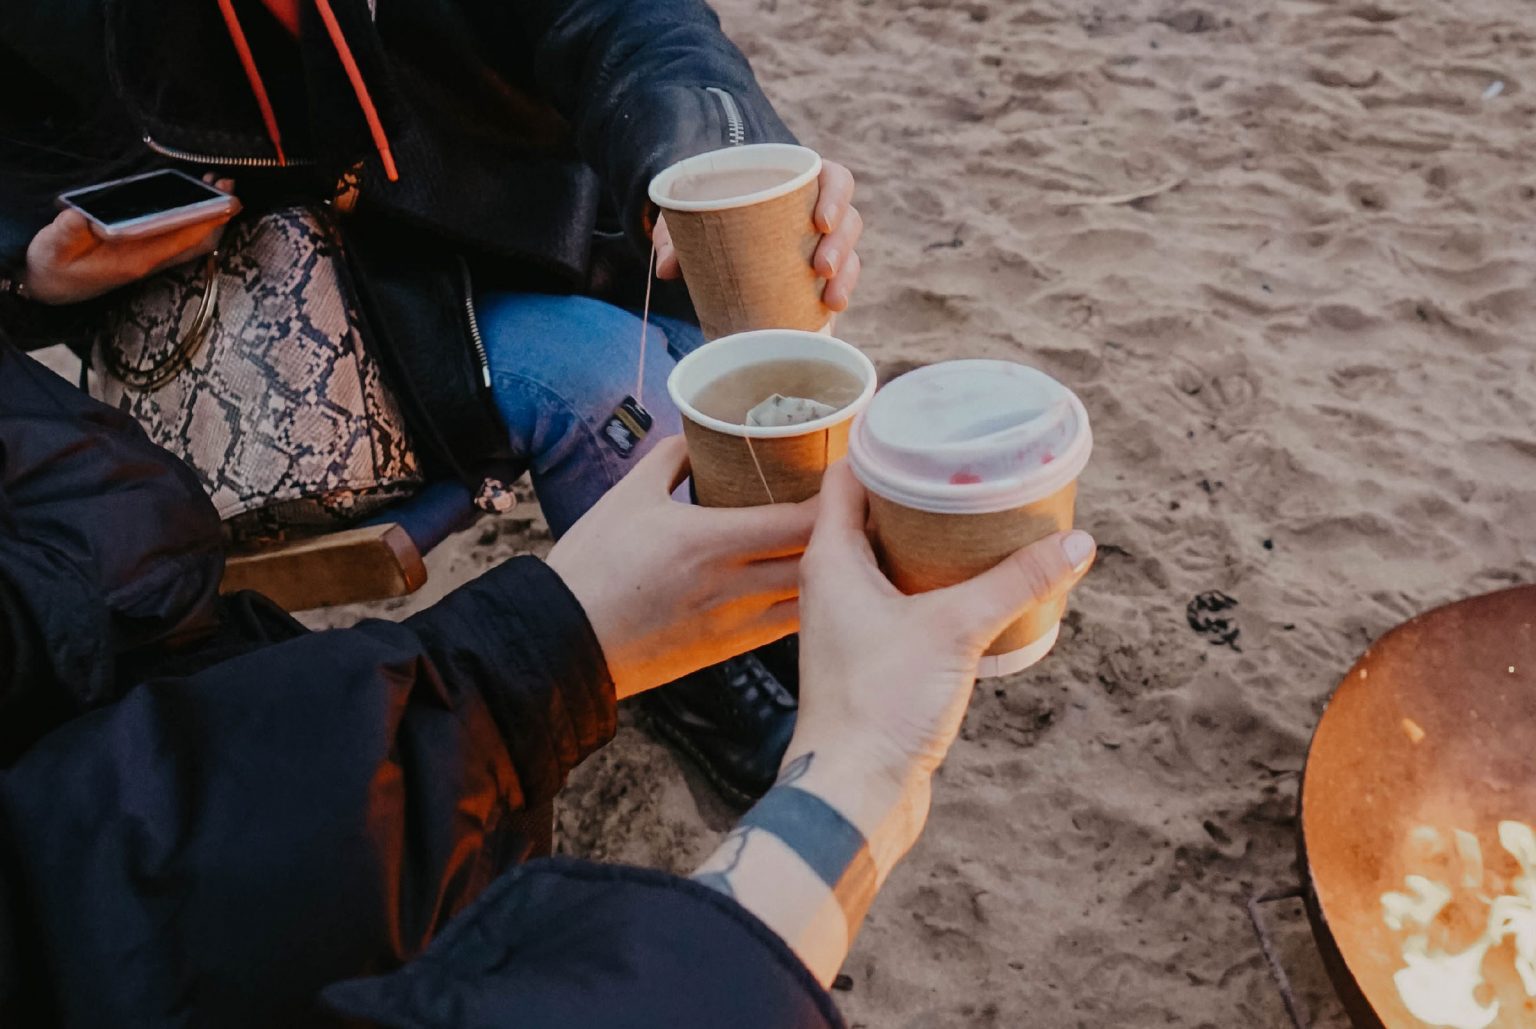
[653, 158, 862, 313]
[547, 436, 815, 699]
[650, 145, 854, 339]
[791, 461, 1096, 794]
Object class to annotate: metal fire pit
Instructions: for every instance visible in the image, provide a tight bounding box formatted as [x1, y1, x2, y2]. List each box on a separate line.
[1251, 585, 1536, 1028]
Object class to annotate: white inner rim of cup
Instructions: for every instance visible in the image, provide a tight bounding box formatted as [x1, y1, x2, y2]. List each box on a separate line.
[649, 144, 822, 213]
[668, 329, 877, 439]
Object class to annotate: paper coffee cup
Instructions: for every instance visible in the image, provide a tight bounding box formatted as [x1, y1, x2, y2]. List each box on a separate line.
[649, 144, 828, 341]
[669, 329, 877, 507]
[847, 360, 1093, 678]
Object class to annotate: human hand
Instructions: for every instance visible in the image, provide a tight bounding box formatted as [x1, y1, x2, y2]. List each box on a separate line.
[791, 462, 1096, 797]
[653, 159, 863, 312]
[23, 175, 237, 305]
[688, 464, 1092, 983]
[546, 435, 816, 699]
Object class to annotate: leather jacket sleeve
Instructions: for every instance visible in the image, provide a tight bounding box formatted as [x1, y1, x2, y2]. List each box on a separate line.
[509, 0, 801, 246]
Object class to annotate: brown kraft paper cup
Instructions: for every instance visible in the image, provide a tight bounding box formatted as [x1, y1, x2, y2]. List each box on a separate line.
[684, 415, 855, 508]
[669, 329, 877, 508]
[649, 145, 828, 341]
[868, 481, 1078, 656]
[847, 359, 1093, 677]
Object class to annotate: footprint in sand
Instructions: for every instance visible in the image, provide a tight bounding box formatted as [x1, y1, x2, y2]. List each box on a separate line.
[1307, 61, 1381, 89]
[1345, 3, 1401, 24]
[1169, 356, 1260, 419]
[1154, 8, 1218, 34]
[1345, 181, 1389, 210]
[1312, 302, 1378, 333]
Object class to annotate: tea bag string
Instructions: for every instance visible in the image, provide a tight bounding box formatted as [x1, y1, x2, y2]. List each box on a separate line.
[743, 436, 776, 505]
[636, 239, 793, 508]
[744, 424, 833, 507]
[635, 241, 658, 402]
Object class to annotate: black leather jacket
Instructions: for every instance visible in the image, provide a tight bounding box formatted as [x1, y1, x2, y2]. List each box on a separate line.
[0, 0, 796, 481]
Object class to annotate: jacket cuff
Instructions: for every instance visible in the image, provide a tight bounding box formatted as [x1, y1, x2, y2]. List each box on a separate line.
[322, 857, 845, 1029]
[403, 556, 617, 806]
[0, 292, 112, 353]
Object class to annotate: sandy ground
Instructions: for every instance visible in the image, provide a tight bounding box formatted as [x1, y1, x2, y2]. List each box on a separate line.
[331, 0, 1536, 1025]
[62, 0, 1536, 1024]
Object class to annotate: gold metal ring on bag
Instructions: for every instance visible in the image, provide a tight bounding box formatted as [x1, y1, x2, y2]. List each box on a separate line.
[104, 250, 221, 391]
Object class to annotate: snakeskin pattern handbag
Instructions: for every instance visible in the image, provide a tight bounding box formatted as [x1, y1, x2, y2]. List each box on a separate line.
[90, 207, 422, 543]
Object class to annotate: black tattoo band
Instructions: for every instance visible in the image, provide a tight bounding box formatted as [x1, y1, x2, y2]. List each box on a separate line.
[736, 785, 878, 940]
[737, 787, 865, 890]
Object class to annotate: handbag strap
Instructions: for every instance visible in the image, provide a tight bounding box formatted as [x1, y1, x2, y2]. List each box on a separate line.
[102, 250, 222, 391]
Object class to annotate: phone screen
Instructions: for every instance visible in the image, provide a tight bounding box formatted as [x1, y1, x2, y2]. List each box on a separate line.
[67, 172, 225, 227]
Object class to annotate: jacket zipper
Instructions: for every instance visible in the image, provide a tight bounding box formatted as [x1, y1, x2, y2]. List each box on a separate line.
[705, 87, 745, 146]
[142, 134, 314, 168]
[458, 258, 492, 388]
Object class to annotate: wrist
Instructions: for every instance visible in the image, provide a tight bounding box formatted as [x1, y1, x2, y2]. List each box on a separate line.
[778, 741, 932, 876]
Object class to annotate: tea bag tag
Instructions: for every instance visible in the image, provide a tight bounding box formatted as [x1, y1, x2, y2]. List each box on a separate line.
[746, 393, 837, 428]
[602, 395, 653, 457]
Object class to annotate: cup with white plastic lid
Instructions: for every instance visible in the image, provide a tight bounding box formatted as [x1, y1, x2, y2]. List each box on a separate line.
[847, 360, 1093, 678]
[649, 144, 829, 341]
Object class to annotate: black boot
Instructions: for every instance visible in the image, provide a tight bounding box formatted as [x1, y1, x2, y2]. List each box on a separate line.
[641, 641, 799, 807]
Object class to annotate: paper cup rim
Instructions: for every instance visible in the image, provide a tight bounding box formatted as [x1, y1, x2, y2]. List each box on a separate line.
[649, 144, 822, 213]
[668, 330, 877, 439]
[849, 396, 1093, 514]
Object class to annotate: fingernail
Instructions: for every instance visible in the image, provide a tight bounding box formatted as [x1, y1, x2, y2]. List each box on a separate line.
[822, 248, 840, 276]
[1062, 531, 1096, 574]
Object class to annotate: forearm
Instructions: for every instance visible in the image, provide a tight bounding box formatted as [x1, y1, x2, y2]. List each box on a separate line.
[692, 744, 931, 985]
[395, 555, 617, 805]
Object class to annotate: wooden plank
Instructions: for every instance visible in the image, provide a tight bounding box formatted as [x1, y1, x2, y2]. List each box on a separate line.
[221, 523, 427, 612]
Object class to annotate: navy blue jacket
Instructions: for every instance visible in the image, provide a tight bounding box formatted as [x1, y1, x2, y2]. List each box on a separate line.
[0, 340, 842, 1026]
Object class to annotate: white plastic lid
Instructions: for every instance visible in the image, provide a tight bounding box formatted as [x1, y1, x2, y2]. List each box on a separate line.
[848, 360, 1092, 514]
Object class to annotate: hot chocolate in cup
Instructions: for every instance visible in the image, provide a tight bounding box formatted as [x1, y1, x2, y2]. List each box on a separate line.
[669, 329, 877, 508]
[649, 144, 829, 341]
[847, 360, 1093, 678]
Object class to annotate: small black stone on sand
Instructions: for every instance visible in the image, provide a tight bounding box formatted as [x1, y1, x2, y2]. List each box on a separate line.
[1186, 591, 1241, 650]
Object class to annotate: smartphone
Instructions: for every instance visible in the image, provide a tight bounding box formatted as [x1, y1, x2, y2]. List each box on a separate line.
[57, 169, 238, 240]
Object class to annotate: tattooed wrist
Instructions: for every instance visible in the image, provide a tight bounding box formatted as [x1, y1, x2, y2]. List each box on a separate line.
[692, 750, 932, 984]
[694, 752, 880, 937]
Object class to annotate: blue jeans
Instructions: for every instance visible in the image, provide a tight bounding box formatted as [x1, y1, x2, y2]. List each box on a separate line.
[474, 292, 706, 538]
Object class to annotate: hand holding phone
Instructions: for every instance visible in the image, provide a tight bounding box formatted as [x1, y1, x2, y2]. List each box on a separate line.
[59, 169, 240, 240]
[22, 175, 238, 306]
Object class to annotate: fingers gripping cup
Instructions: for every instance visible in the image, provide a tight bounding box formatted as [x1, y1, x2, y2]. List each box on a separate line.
[649, 144, 829, 341]
[669, 330, 877, 508]
[848, 361, 1093, 678]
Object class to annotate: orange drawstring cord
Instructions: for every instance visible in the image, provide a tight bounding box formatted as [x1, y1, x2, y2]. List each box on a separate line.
[217, 0, 400, 182]
[312, 0, 399, 182]
[214, 0, 288, 165]
[259, 0, 302, 36]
